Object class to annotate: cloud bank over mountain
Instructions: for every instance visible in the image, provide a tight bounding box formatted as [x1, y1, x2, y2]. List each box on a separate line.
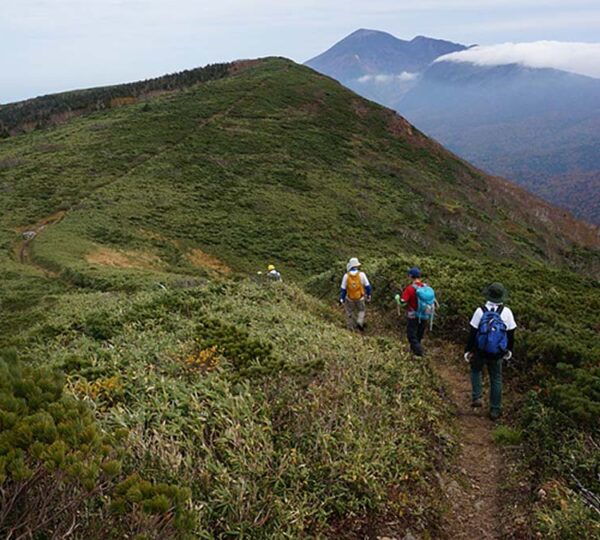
[356, 72, 419, 83]
[437, 41, 600, 79]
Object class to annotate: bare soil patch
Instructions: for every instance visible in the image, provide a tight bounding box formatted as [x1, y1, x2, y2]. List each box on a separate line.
[186, 248, 231, 274]
[86, 247, 162, 270]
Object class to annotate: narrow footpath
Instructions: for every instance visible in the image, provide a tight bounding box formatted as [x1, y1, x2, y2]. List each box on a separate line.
[430, 344, 505, 539]
[363, 308, 513, 540]
[16, 210, 66, 272]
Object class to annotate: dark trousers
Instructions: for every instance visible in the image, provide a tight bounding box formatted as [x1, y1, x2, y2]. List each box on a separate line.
[471, 354, 503, 413]
[407, 318, 427, 356]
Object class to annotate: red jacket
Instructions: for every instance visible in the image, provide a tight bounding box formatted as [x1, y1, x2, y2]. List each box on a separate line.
[401, 281, 424, 312]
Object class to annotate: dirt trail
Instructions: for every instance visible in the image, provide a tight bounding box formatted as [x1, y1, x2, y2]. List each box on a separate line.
[355, 312, 513, 539]
[431, 346, 505, 539]
[16, 210, 66, 267]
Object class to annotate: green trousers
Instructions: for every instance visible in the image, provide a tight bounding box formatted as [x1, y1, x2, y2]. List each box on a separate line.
[471, 355, 503, 413]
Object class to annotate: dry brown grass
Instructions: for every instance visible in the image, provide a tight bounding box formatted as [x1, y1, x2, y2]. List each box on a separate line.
[86, 247, 162, 270]
[186, 248, 231, 274]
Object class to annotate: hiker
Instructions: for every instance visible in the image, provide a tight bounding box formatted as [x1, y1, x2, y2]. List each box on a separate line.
[267, 264, 282, 282]
[464, 282, 516, 420]
[339, 257, 372, 331]
[394, 267, 436, 357]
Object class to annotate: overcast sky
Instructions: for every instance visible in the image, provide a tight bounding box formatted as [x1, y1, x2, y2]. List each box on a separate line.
[2, 0, 600, 103]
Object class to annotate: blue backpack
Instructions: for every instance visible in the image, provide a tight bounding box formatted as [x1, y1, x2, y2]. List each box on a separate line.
[414, 284, 436, 322]
[476, 306, 508, 355]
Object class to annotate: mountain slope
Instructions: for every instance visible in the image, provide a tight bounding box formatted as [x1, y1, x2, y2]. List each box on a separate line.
[0, 57, 599, 538]
[306, 29, 467, 79]
[399, 60, 600, 224]
[305, 30, 467, 105]
[307, 31, 600, 224]
[1, 58, 597, 290]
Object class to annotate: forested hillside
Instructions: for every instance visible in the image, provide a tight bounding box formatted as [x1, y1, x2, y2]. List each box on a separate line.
[0, 62, 233, 136]
[0, 58, 598, 538]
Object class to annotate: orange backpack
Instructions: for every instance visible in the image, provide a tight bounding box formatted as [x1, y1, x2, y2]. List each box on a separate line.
[346, 272, 365, 301]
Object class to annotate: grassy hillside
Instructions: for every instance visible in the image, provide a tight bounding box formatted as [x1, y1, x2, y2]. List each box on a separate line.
[1, 277, 454, 538]
[0, 57, 599, 537]
[310, 254, 600, 536]
[0, 58, 598, 287]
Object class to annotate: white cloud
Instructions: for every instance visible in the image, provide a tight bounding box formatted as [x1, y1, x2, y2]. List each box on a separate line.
[357, 72, 419, 83]
[437, 41, 600, 79]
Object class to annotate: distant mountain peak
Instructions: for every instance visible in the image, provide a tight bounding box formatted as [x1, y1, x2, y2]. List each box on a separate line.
[348, 28, 385, 37]
[305, 29, 467, 81]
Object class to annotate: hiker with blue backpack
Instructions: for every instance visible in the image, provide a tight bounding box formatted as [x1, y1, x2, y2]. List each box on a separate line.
[464, 283, 517, 420]
[394, 267, 437, 357]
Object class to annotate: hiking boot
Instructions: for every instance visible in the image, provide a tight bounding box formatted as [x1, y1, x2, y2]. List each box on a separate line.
[357, 323, 365, 332]
[489, 409, 502, 421]
[471, 398, 483, 408]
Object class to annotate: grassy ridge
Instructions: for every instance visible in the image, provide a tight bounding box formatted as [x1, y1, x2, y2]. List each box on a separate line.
[0, 57, 598, 537]
[3, 278, 452, 537]
[310, 254, 600, 536]
[1, 58, 597, 288]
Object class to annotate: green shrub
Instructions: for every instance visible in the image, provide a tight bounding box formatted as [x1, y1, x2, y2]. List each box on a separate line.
[81, 310, 120, 340]
[196, 318, 285, 379]
[0, 353, 118, 536]
[493, 425, 524, 445]
[550, 364, 600, 428]
[535, 485, 600, 539]
[0, 351, 193, 538]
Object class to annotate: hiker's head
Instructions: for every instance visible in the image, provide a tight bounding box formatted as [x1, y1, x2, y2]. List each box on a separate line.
[268, 264, 276, 272]
[408, 267, 421, 281]
[484, 282, 507, 304]
[347, 257, 361, 273]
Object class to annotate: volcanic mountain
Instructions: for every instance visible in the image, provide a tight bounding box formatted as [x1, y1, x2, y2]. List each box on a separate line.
[307, 30, 600, 224]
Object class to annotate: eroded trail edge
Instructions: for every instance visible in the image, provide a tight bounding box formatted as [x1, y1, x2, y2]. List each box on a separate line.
[431, 347, 505, 540]
[17, 210, 66, 266]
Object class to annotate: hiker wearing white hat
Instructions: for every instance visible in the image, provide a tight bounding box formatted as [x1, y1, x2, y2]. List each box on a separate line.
[339, 257, 372, 331]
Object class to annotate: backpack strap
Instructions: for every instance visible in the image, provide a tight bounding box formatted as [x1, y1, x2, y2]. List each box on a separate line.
[497, 305, 505, 315]
[481, 305, 488, 313]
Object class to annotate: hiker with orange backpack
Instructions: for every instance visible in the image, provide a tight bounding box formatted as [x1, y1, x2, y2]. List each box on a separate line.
[464, 283, 516, 420]
[394, 267, 436, 357]
[339, 257, 372, 331]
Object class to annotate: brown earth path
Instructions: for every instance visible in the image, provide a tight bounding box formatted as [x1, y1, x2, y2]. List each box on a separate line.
[430, 345, 505, 539]
[359, 307, 517, 539]
[16, 210, 66, 268]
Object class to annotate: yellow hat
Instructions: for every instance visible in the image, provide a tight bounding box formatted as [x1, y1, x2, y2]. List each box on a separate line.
[268, 264, 275, 271]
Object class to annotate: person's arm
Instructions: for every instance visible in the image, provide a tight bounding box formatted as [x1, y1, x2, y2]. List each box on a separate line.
[507, 329, 515, 352]
[399, 285, 413, 306]
[339, 274, 348, 302]
[464, 308, 481, 354]
[361, 273, 372, 299]
[505, 308, 517, 355]
[465, 327, 478, 353]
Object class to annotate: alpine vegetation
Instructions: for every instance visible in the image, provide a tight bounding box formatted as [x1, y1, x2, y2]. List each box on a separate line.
[0, 57, 598, 538]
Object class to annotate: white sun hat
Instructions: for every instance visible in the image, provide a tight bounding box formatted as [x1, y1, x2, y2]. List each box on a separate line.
[346, 257, 361, 272]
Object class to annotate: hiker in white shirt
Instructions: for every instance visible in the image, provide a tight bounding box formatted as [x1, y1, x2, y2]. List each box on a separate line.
[464, 283, 517, 420]
[339, 257, 372, 331]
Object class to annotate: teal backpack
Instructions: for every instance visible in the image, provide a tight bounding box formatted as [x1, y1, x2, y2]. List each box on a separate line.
[414, 284, 436, 327]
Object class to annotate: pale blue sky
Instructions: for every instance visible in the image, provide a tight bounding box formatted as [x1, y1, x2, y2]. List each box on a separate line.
[1, 0, 599, 103]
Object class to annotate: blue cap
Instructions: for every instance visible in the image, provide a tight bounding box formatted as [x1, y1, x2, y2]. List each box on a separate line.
[408, 267, 421, 278]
